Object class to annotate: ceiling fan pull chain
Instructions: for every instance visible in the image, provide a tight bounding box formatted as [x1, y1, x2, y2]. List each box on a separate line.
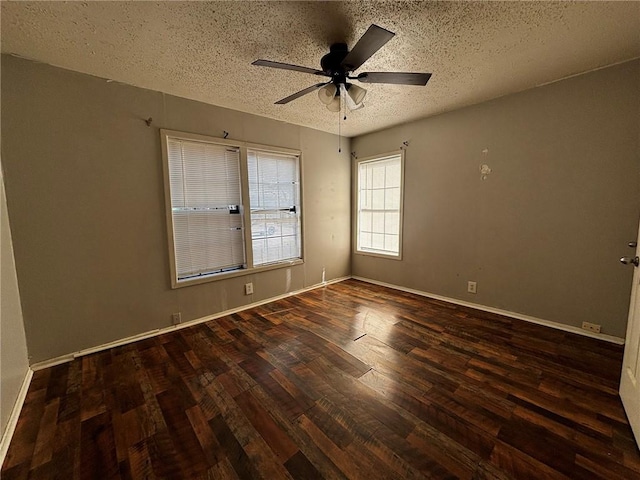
[338, 106, 341, 153]
[336, 92, 341, 152]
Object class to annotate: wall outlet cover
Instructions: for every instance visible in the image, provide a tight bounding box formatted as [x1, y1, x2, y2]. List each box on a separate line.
[581, 321, 601, 333]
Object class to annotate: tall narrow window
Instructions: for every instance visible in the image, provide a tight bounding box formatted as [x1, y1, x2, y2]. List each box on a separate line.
[248, 149, 301, 266]
[356, 152, 404, 258]
[166, 137, 245, 280]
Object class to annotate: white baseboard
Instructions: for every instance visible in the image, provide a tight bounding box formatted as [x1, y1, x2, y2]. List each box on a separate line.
[29, 354, 75, 371]
[31, 272, 622, 372]
[352, 276, 626, 345]
[0, 368, 33, 467]
[31, 276, 350, 371]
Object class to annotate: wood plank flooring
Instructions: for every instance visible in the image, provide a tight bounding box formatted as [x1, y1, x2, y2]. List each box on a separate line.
[2, 279, 639, 479]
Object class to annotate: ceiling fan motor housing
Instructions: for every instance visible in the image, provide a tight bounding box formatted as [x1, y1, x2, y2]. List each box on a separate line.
[321, 43, 349, 85]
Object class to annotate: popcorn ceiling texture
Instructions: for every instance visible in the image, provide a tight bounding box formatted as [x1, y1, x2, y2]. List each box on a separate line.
[2, 1, 639, 137]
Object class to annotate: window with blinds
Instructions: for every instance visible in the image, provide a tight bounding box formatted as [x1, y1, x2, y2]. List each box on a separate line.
[356, 153, 404, 258]
[166, 138, 245, 280]
[248, 149, 301, 266]
[162, 130, 304, 288]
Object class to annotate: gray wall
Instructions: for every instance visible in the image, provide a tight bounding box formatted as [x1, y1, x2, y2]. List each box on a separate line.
[3, 54, 637, 367]
[1, 165, 29, 437]
[352, 60, 640, 339]
[1, 55, 351, 363]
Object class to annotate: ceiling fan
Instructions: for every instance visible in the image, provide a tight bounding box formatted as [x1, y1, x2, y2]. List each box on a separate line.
[252, 24, 432, 112]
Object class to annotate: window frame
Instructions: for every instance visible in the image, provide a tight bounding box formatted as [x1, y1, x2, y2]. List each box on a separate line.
[353, 150, 405, 260]
[161, 129, 304, 289]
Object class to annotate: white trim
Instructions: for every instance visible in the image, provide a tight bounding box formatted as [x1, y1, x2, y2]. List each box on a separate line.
[352, 276, 626, 345]
[30, 354, 75, 371]
[30, 276, 350, 371]
[0, 368, 33, 466]
[72, 330, 162, 359]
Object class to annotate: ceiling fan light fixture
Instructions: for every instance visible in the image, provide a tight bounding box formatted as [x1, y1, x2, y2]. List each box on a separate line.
[347, 84, 367, 105]
[318, 83, 337, 105]
[340, 83, 366, 111]
[326, 96, 341, 112]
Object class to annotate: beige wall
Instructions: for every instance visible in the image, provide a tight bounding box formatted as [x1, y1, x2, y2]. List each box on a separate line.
[1, 165, 29, 436]
[352, 60, 640, 339]
[1, 55, 351, 363]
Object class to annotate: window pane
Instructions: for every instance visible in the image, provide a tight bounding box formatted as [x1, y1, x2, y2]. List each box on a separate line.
[265, 214, 282, 237]
[385, 212, 400, 232]
[167, 137, 245, 280]
[278, 183, 296, 208]
[266, 237, 283, 263]
[252, 238, 266, 266]
[281, 212, 297, 236]
[386, 187, 400, 210]
[248, 150, 302, 266]
[360, 231, 372, 249]
[372, 212, 384, 234]
[282, 235, 298, 259]
[372, 189, 385, 209]
[385, 234, 399, 252]
[385, 163, 401, 188]
[360, 189, 371, 209]
[260, 157, 279, 184]
[278, 160, 296, 183]
[360, 211, 372, 232]
[359, 167, 367, 189]
[372, 233, 385, 250]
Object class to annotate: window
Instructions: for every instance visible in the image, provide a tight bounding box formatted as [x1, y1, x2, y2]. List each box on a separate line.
[248, 150, 301, 266]
[161, 130, 303, 287]
[356, 152, 404, 258]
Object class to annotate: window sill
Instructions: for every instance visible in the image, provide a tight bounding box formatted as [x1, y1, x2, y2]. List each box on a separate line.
[354, 250, 402, 261]
[171, 258, 304, 289]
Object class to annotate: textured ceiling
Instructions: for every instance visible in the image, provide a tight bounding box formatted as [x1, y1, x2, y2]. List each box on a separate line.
[2, 1, 639, 137]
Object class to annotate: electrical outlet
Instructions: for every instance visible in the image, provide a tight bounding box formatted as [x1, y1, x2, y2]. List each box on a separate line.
[467, 281, 477, 294]
[582, 322, 601, 333]
[245, 282, 254, 295]
[172, 312, 181, 325]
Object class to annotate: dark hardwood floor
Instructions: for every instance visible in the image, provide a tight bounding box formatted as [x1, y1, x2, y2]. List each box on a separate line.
[2, 279, 639, 479]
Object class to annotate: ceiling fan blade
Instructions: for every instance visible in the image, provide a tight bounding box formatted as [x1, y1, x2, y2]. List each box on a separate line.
[275, 83, 329, 104]
[252, 59, 327, 76]
[356, 72, 432, 86]
[340, 24, 395, 71]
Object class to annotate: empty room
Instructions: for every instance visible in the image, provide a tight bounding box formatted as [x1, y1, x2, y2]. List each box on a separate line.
[1, 1, 640, 479]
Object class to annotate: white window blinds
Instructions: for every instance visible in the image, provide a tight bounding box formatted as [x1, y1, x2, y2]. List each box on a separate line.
[247, 150, 301, 266]
[357, 154, 403, 256]
[167, 138, 245, 279]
